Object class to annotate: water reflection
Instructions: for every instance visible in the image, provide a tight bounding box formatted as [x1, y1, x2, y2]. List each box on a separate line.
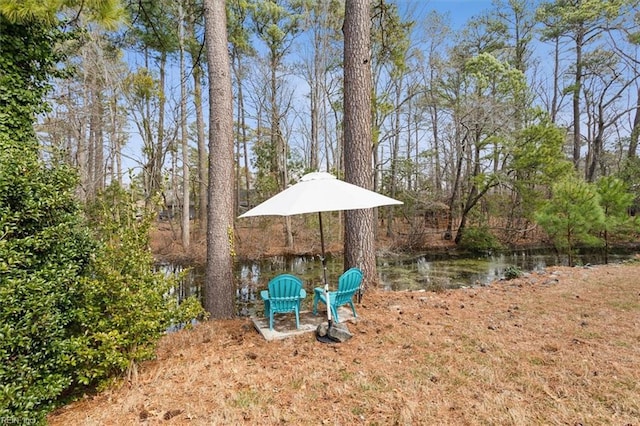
[162, 249, 636, 315]
[236, 263, 259, 316]
[159, 263, 202, 301]
[378, 250, 633, 291]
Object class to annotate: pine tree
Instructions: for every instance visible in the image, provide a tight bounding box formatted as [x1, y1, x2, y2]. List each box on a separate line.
[535, 176, 605, 266]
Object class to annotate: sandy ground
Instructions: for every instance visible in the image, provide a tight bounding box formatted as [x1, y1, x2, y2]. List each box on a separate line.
[49, 258, 640, 425]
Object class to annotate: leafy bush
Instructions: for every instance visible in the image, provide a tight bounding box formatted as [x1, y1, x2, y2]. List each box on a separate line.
[0, 170, 204, 423]
[457, 226, 503, 252]
[504, 265, 523, 280]
[74, 184, 205, 388]
[0, 143, 95, 423]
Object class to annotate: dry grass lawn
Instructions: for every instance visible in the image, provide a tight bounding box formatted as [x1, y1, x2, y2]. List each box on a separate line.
[49, 260, 640, 425]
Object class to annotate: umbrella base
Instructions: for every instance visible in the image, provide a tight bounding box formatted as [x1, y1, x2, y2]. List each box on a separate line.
[315, 334, 336, 344]
[315, 321, 353, 343]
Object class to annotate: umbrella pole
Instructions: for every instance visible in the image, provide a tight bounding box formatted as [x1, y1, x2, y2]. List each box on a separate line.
[318, 212, 332, 326]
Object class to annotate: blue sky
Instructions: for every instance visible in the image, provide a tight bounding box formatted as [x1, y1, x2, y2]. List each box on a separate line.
[425, 0, 494, 15]
[400, 0, 495, 28]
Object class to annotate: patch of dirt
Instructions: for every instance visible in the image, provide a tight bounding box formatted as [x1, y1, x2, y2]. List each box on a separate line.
[49, 258, 640, 425]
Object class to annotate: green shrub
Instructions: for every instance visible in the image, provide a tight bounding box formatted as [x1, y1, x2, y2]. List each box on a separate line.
[75, 184, 205, 388]
[535, 176, 604, 266]
[457, 226, 504, 252]
[0, 171, 204, 423]
[504, 265, 523, 280]
[0, 145, 95, 423]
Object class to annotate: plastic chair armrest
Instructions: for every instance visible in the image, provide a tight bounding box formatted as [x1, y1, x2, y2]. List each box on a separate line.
[260, 290, 269, 301]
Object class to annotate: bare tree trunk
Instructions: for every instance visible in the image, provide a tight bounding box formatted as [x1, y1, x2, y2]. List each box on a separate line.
[231, 52, 251, 211]
[97, 95, 105, 192]
[87, 85, 97, 200]
[153, 52, 167, 197]
[194, 64, 207, 231]
[445, 136, 464, 241]
[76, 114, 89, 201]
[414, 110, 420, 193]
[550, 38, 560, 124]
[310, 75, 319, 171]
[329, 93, 342, 172]
[309, 21, 321, 171]
[281, 129, 293, 248]
[241, 91, 250, 209]
[629, 88, 640, 159]
[386, 79, 401, 238]
[431, 106, 442, 197]
[572, 31, 583, 169]
[269, 56, 293, 248]
[92, 89, 105, 196]
[109, 93, 123, 186]
[586, 106, 604, 182]
[343, 0, 377, 290]
[203, 0, 236, 318]
[188, 23, 208, 234]
[179, 3, 190, 249]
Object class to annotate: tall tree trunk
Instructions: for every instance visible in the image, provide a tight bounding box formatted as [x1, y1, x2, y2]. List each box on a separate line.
[310, 22, 320, 171]
[629, 88, 640, 159]
[92, 88, 105, 197]
[241, 82, 250, 210]
[572, 31, 583, 169]
[141, 49, 153, 200]
[87, 85, 97, 200]
[153, 51, 167, 197]
[445, 127, 464, 241]
[550, 37, 560, 124]
[231, 52, 251, 211]
[194, 64, 207, 231]
[281, 127, 293, 248]
[189, 26, 208, 234]
[179, 3, 190, 249]
[414, 110, 420, 193]
[203, 0, 235, 318]
[343, 0, 377, 290]
[109, 93, 122, 186]
[386, 79, 401, 238]
[430, 106, 442, 197]
[586, 105, 605, 182]
[270, 59, 293, 248]
[330, 94, 343, 172]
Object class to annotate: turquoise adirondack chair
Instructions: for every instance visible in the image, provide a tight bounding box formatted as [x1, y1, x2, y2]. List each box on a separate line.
[313, 267, 363, 323]
[260, 274, 307, 330]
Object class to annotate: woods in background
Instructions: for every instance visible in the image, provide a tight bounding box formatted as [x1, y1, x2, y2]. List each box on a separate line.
[31, 0, 640, 251]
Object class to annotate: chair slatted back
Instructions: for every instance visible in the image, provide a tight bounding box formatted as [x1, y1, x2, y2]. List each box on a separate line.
[333, 268, 363, 306]
[268, 274, 303, 312]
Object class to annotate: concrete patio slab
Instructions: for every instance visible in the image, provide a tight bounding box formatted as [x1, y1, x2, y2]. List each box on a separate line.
[252, 307, 356, 341]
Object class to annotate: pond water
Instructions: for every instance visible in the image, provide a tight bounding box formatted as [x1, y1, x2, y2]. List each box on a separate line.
[377, 250, 633, 291]
[160, 248, 637, 316]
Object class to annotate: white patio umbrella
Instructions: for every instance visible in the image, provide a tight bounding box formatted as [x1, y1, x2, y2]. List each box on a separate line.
[238, 172, 403, 326]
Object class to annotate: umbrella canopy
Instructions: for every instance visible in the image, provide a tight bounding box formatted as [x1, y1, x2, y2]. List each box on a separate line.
[238, 172, 402, 218]
[238, 172, 402, 329]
